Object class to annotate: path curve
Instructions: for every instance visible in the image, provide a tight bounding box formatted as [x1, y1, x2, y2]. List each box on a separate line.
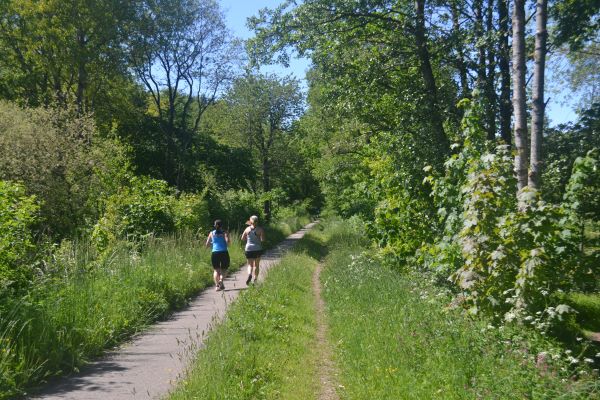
[30, 222, 318, 400]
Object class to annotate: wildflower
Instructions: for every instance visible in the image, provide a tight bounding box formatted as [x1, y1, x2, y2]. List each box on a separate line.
[584, 358, 594, 363]
[567, 356, 579, 364]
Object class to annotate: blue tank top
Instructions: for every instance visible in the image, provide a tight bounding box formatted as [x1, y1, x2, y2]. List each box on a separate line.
[211, 230, 228, 252]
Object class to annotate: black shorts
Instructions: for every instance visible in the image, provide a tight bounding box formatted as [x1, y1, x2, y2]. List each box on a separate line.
[211, 251, 230, 269]
[245, 249, 264, 259]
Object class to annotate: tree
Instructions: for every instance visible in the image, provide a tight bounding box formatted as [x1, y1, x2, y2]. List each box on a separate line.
[249, 0, 456, 169]
[497, 0, 512, 145]
[0, 101, 122, 237]
[529, 0, 548, 189]
[129, 0, 241, 188]
[225, 73, 303, 219]
[0, 0, 138, 115]
[512, 0, 528, 191]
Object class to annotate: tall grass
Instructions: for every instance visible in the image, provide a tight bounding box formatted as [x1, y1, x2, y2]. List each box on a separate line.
[319, 221, 600, 399]
[0, 233, 245, 399]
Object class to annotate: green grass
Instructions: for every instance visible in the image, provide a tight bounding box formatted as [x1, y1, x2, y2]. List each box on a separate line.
[317, 220, 600, 400]
[169, 251, 319, 400]
[566, 292, 600, 333]
[0, 233, 245, 399]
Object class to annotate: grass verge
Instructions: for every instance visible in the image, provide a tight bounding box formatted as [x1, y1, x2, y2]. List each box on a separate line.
[0, 234, 245, 398]
[169, 251, 319, 400]
[320, 218, 600, 399]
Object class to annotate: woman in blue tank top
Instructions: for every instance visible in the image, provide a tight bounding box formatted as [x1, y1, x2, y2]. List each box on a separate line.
[241, 215, 265, 285]
[205, 219, 231, 291]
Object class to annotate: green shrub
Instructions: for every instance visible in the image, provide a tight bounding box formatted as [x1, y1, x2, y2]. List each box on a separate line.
[0, 101, 124, 237]
[207, 189, 262, 231]
[0, 181, 39, 292]
[92, 176, 176, 250]
[171, 192, 210, 234]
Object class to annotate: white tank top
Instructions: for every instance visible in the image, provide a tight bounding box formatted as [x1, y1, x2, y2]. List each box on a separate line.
[245, 227, 262, 251]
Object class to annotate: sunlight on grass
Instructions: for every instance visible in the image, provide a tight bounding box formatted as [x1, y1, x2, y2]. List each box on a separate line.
[169, 252, 319, 400]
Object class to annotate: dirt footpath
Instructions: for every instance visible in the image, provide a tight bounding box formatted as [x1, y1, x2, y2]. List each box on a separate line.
[30, 222, 318, 400]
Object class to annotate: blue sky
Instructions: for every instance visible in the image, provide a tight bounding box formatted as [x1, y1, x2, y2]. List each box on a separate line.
[220, 0, 578, 126]
[220, 0, 310, 82]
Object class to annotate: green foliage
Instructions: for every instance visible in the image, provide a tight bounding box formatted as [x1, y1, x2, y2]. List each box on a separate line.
[542, 104, 600, 204]
[0, 0, 139, 127]
[418, 101, 592, 331]
[551, 0, 600, 50]
[563, 148, 600, 290]
[564, 148, 600, 224]
[451, 145, 517, 315]
[0, 181, 39, 292]
[419, 98, 492, 280]
[92, 177, 176, 250]
[0, 101, 114, 236]
[171, 192, 210, 234]
[207, 189, 262, 232]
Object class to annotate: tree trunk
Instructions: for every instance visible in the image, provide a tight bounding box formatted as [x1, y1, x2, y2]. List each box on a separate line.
[498, 0, 512, 145]
[474, 0, 487, 89]
[414, 0, 450, 162]
[528, 0, 547, 190]
[512, 0, 528, 191]
[262, 156, 271, 220]
[76, 29, 87, 113]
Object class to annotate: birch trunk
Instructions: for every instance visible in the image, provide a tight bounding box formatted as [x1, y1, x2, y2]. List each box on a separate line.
[528, 0, 547, 190]
[512, 0, 528, 191]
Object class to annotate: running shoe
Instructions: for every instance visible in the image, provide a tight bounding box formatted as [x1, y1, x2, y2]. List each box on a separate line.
[246, 274, 252, 285]
[219, 280, 225, 290]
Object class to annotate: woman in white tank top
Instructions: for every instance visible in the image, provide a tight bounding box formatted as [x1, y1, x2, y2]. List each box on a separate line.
[241, 215, 265, 285]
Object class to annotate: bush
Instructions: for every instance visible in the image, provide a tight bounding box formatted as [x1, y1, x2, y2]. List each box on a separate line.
[92, 177, 176, 250]
[0, 102, 115, 237]
[171, 192, 210, 234]
[0, 181, 39, 292]
[207, 189, 262, 232]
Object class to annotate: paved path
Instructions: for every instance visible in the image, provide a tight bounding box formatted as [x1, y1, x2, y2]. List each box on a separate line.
[31, 222, 318, 400]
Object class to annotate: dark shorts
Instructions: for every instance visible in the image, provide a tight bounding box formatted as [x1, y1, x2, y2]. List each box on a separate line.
[211, 251, 230, 269]
[245, 249, 264, 259]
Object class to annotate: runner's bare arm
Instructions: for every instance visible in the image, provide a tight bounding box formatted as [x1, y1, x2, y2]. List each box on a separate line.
[205, 232, 212, 247]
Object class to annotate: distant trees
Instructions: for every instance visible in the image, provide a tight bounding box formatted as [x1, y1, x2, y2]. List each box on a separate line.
[224, 73, 304, 219]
